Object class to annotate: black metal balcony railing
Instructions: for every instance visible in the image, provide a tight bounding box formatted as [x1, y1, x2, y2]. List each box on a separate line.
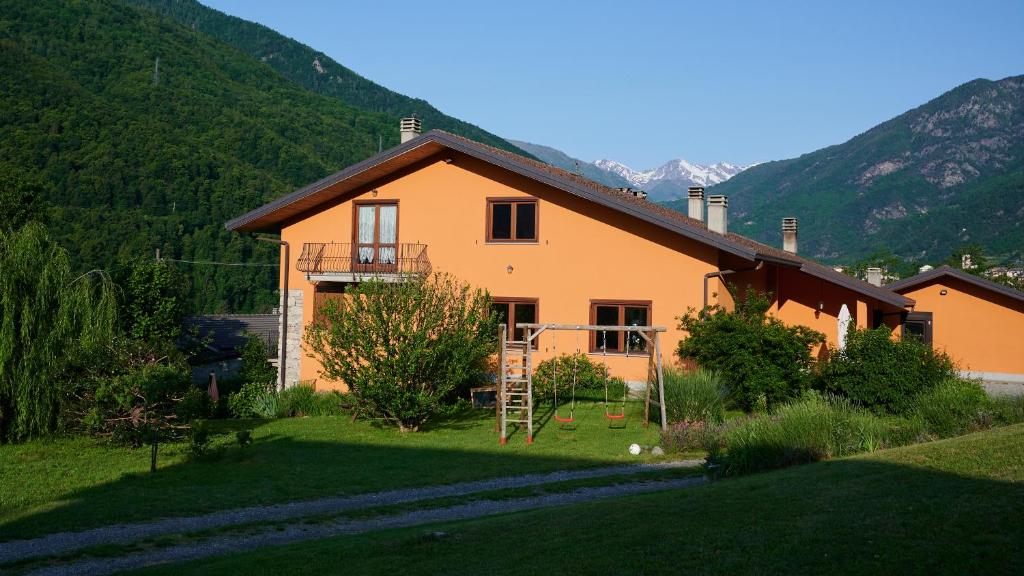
[296, 243, 432, 277]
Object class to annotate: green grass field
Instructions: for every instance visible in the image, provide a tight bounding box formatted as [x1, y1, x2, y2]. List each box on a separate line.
[132, 423, 1024, 576]
[0, 400, 666, 541]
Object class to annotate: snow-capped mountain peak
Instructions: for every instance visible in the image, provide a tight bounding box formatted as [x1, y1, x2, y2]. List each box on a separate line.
[594, 158, 751, 190]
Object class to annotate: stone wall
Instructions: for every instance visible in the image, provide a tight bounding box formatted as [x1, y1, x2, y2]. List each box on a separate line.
[278, 289, 304, 387]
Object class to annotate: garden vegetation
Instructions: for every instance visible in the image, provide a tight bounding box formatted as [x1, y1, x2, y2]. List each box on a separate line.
[305, 274, 498, 432]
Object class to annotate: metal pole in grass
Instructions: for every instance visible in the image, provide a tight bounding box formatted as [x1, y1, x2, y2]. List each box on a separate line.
[150, 425, 158, 473]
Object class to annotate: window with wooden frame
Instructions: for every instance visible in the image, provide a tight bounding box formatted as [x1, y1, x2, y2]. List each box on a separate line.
[486, 198, 538, 242]
[590, 300, 651, 354]
[490, 297, 538, 345]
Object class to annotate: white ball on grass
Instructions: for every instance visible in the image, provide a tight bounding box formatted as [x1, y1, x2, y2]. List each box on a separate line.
[628, 443, 642, 455]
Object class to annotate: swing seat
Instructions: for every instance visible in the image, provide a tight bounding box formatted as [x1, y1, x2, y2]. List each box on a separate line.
[554, 414, 575, 423]
[605, 412, 626, 420]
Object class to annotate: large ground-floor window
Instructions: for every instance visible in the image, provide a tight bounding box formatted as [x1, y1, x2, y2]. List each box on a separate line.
[491, 297, 538, 345]
[590, 300, 651, 354]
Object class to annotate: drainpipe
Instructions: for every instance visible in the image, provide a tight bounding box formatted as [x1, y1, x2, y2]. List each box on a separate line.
[256, 236, 289, 391]
[704, 261, 765, 308]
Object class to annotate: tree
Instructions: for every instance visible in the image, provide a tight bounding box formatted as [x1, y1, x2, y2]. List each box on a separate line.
[305, 274, 498, 432]
[115, 259, 189, 342]
[0, 172, 47, 232]
[845, 249, 920, 281]
[0, 224, 117, 441]
[676, 289, 825, 412]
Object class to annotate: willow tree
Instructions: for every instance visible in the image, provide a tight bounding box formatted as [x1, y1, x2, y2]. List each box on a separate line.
[0, 224, 117, 441]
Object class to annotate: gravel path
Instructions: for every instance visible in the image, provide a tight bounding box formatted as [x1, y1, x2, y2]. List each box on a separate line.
[24, 475, 707, 576]
[0, 460, 702, 565]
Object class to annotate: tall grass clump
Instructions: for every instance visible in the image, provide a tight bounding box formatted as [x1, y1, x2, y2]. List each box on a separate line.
[911, 378, 991, 438]
[276, 385, 345, 418]
[706, 393, 893, 476]
[661, 368, 726, 424]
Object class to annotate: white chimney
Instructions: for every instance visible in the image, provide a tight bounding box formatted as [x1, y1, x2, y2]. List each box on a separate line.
[866, 267, 883, 287]
[707, 195, 728, 235]
[687, 186, 705, 221]
[400, 117, 422, 143]
[782, 217, 798, 254]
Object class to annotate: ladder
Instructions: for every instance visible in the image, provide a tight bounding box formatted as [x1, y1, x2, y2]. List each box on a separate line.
[499, 324, 533, 445]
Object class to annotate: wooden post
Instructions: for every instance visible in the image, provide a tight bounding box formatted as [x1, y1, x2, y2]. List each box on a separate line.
[525, 326, 534, 444]
[643, 331, 653, 427]
[498, 323, 507, 445]
[654, 333, 668, 431]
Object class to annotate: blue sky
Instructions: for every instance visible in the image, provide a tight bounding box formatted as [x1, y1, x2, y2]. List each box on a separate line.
[203, 0, 1023, 168]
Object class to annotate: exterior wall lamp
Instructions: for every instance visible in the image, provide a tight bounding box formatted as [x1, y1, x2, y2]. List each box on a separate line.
[506, 265, 514, 274]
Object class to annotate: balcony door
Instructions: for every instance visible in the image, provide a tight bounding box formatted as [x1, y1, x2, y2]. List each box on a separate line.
[354, 201, 398, 271]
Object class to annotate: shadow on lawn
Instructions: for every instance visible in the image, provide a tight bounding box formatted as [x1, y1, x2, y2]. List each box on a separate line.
[133, 457, 1024, 576]
[0, 408, 653, 542]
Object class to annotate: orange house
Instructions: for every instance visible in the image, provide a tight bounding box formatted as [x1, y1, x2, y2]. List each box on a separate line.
[887, 266, 1024, 383]
[226, 125, 913, 390]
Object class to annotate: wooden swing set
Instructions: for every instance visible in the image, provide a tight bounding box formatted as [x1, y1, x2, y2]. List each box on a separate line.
[498, 322, 668, 445]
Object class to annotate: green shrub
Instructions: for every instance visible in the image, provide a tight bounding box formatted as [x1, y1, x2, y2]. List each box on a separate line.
[276, 385, 344, 417]
[305, 274, 498, 432]
[228, 381, 275, 419]
[677, 289, 825, 412]
[239, 334, 277, 390]
[912, 378, 990, 438]
[816, 327, 957, 414]
[661, 368, 726, 424]
[708, 393, 893, 476]
[179, 387, 213, 422]
[236, 429, 252, 449]
[189, 421, 211, 457]
[532, 353, 614, 401]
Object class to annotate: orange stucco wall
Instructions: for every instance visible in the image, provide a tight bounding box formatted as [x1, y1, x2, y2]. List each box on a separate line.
[282, 152, 724, 389]
[898, 278, 1024, 375]
[278, 151, 899, 390]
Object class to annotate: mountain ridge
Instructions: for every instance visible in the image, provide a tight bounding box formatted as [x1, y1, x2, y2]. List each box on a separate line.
[123, 0, 532, 158]
[671, 75, 1024, 263]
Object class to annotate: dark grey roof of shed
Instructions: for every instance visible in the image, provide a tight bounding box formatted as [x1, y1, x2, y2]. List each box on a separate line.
[185, 314, 279, 359]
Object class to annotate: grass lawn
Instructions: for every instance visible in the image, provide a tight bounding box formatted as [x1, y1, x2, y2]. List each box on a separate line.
[0, 399, 668, 541]
[133, 423, 1024, 576]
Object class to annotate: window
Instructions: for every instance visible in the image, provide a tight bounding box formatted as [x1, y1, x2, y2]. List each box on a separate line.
[590, 301, 651, 354]
[491, 298, 538, 345]
[487, 199, 538, 242]
[902, 312, 933, 346]
[353, 201, 398, 269]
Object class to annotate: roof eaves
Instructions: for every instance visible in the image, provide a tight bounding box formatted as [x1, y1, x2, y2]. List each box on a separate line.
[224, 136, 444, 232]
[796, 263, 915, 308]
[887, 265, 1024, 304]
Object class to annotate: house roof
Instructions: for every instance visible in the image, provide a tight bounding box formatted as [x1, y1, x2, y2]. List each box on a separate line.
[226, 130, 912, 308]
[886, 265, 1024, 305]
[184, 314, 280, 361]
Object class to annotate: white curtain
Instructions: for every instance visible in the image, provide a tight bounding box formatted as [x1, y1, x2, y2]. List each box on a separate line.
[357, 205, 375, 263]
[837, 304, 852, 350]
[378, 205, 397, 264]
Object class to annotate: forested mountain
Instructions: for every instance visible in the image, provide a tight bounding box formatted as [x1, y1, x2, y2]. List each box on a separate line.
[0, 0, 520, 314]
[677, 76, 1024, 263]
[124, 0, 529, 157]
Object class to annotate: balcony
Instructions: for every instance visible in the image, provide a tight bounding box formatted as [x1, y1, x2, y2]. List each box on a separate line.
[296, 242, 432, 282]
